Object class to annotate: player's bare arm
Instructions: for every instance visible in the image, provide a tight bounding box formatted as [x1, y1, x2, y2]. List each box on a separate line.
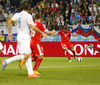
[45, 29, 55, 35]
[30, 24, 48, 39]
[52, 32, 58, 36]
[0, 48, 4, 53]
[7, 18, 14, 41]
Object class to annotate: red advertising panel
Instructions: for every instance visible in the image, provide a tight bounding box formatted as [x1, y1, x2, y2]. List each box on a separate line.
[0, 42, 100, 57]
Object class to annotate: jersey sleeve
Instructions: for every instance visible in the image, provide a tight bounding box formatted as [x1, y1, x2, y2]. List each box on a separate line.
[27, 15, 34, 25]
[58, 30, 62, 34]
[11, 13, 18, 22]
[41, 24, 48, 32]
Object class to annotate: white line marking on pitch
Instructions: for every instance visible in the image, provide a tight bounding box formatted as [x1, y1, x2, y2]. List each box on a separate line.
[0, 65, 100, 70]
[39, 65, 100, 68]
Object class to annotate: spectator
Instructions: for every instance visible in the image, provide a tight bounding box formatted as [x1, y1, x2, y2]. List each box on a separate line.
[58, 4, 64, 14]
[84, 12, 90, 21]
[70, 1, 76, 9]
[77, 18, 82, 25]
[50, 10, 56, 18]
[4, 2, 11, 12]
[32, 9, 37, 18]
[95, 12, 100, 23]
[58, 22, 63, 30]
[76, 4, 80, 11]
[94, 3, 100, 12]
[46, 17, 52, 30]
[65, 18, 71, 25]
[45, 14, 52, 22]
[52, 17, 57, 25]
[51, 0, 58, 8]
[51, 4, 58, 12]
[64, 13, 70, 22]
[57, 18, 64, 26]
[51, 22, 58, 31]
[95, 9, 100, 15]
[71, 17, 77, 25]
[0, 30, 5, 42]
[70, 12, 75, 23]
[40, 17, 46, 24]
[78, 0, 84, 9]
[83, 0, 89, 6]
[0, 3, 3, 11]
[82, 17, 89, 24]
[0, 11, 6, 22]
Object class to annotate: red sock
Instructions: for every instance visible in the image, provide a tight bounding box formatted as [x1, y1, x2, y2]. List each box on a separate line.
[66, 52, 71, 60]
[32, 57, 36, 61]
[33, 58, 43, 71]
[73, 51, 75, 57]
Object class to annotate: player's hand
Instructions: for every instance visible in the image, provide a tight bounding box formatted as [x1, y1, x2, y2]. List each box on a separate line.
[8, 33, 13, 41]
[42, 33, 48, 39]
[51, 30, 55, 36]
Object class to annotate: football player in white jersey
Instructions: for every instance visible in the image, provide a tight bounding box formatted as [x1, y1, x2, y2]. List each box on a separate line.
[2, 1, 47, 78]
[0, 42, 4, 53]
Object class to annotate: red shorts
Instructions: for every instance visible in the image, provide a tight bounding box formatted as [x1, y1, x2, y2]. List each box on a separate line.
[61, 42, 73, 50]
[30, 43, 44, 57]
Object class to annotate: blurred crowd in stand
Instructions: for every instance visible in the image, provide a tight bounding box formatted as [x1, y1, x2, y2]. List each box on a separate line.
[0, 0, 100, 33]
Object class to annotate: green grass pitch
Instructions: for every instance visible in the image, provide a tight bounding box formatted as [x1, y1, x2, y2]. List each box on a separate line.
[0, 57, 100, 85]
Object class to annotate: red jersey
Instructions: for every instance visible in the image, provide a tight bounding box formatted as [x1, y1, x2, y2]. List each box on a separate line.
[58, 30, 71, 43]
[30, 21, 48, 44]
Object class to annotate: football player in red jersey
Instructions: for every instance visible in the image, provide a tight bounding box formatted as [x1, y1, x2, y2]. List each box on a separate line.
[53, 26, 77, 62]
[19, 13, 55, 74]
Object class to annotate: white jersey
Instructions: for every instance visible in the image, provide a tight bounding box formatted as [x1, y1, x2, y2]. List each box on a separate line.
[12, 11, 34, 35]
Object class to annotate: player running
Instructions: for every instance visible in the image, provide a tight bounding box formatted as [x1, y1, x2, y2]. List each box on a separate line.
[2, 1, 47, 78]
[0, 42, 4, 53]
[53, 26, 77, 62]
[85, 44, 100, 52]
[19, 13, 55, 74]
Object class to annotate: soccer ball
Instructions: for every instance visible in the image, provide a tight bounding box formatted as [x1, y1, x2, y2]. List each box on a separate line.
[77, 57, 82, 62]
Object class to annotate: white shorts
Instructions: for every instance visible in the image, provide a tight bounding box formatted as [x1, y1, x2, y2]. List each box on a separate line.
[17, 33, 31, 54]
[0, 42, 3, 50]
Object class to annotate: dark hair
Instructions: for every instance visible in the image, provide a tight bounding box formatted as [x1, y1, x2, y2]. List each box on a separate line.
[1, 30, 4, 33]
[64, 25, 69, 30]
[22, 1, 30, 10]
[35, 13, 41, 19]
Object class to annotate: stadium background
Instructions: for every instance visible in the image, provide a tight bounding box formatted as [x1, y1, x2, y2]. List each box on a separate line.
[0, 0, 100, 57]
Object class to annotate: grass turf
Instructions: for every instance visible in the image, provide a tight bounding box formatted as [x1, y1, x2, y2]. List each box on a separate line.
[0, 57, 100, 85]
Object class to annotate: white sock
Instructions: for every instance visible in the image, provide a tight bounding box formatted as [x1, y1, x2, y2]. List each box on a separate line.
[6, 55, 24, 64]
[25, 58, 34, 75]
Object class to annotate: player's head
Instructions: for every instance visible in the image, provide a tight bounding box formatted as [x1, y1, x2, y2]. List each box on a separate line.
[34, 13, 41, 20]
[22, 1, 30, 11]
[64, 25, 69, 32]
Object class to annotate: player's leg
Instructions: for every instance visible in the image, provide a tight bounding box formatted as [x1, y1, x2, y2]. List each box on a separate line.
[61, 43, 71, 62]
[2, 36, 28, 70]
[2, 54, 25, 70]
[64, 47, 72, 62]
[32, 44, 43, 74]
[70, 48, 77, 59]
[85, 44, 100, 52]
[66, 42, 77, 60]
[85, 44, 93, 49]
[33, 56, 43, 74]
[0, 42, 4, 53]
[25, 54, 39, 78]
[93, 47, 100, 52]
[19, 54, 36, 69]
